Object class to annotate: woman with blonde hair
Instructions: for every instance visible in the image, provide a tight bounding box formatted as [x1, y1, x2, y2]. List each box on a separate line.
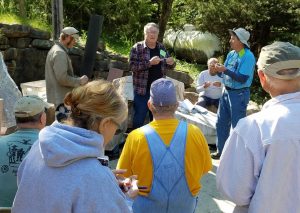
[13, 80, 132, 213]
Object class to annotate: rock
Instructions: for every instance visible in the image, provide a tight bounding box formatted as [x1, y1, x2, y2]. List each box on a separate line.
[167, 69, 193, 87]
[108, 53, 128, 63]
[3, 48, 17, 61]
[185, 87, 197, 93]
[5, 60, 17, 75]
[184, 91, 199, 104]
[95, 51, 106, 60]
[9, 38, 32, 48]
[93, 71, 108, 79]
[31, 39, 53, 49]
[0, 36, 9, 45]
[30, 28, 51, 40]
[109, 60, 129, 71]
[0, 24, 31, 38]
[13, 48, 48, 85]
[94, 59, 109, 71]
[69, 47, 84, 56]
[0, 45, 10, 50]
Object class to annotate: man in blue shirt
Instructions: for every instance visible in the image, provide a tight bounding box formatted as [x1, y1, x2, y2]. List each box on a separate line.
[211, 28, 255, 159]
[0, 95, 50, 207]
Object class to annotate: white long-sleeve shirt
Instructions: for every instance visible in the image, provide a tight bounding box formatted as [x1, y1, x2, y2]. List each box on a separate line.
[196, 70, 223, 99]
[217, 91, 300, 213]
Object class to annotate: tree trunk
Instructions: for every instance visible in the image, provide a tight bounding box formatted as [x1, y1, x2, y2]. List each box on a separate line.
[19, 0, 26, 18]
[158, 0, 174, 42]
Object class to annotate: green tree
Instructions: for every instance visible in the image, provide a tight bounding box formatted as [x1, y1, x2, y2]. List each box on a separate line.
[169, 0, 300, 104]
[170, 0, 300, 56]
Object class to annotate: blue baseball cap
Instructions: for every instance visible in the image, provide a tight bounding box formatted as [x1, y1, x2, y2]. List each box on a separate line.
[150, 78, 177, 106]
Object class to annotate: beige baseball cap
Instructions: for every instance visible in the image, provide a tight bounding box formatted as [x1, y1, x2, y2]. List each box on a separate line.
[14, 95, 51, 118]
[257, 42, 300, 80]
[61, 27, 79, 39]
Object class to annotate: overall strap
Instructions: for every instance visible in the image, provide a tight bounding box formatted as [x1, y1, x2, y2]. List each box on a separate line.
[141, 121, 187, 170]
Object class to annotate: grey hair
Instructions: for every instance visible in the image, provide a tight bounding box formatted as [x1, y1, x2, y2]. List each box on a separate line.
[207, 58, 218, 66]
[150, 104, 178, 114]
[144, 22, 159, 34]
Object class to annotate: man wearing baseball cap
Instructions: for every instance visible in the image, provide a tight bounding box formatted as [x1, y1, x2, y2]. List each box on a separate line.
[217, 42, 300, 212]
[211, 27, 256, 159]
[0, 95, 50, 207]
[45, 26, 88, 120]
[117, 78, 212, 212]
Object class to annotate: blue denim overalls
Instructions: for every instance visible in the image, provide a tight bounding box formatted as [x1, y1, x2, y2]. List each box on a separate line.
[133, 121, 198, 213]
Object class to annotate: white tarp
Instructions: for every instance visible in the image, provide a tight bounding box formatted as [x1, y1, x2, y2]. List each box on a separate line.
[176, 99, 217, 145]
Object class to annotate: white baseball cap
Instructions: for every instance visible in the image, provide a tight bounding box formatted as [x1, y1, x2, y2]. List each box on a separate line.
[61, 27, 79, 39]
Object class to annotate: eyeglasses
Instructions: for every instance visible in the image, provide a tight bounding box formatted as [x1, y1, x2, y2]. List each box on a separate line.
[111, 119, 123, 135]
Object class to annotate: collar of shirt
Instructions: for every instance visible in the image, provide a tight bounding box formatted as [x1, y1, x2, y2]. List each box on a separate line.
[56, 42, 69, 53]
[236, 48, 245, 58]
[262, 91, 300, 110]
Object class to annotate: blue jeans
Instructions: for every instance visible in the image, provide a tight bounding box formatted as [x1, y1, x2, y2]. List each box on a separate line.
[133, 91, 153, 129]
[216, 88, 250, 154]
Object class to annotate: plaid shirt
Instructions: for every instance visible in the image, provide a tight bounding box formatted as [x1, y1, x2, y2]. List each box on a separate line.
[130, 41, 175, 95]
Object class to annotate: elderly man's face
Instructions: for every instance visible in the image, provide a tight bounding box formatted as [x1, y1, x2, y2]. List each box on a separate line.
[144, 26, 159, 46]
[208, 61, 218, 76]
[229, 35, 243, 51]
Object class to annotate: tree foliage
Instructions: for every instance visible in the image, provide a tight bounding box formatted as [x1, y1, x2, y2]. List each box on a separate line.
[1, 0, 299, 104]
[169, 0, 300, 104]
[170, 0, 300, 56]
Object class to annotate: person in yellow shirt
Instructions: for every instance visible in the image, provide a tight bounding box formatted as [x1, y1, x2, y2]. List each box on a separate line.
[117, 78, 212, 213]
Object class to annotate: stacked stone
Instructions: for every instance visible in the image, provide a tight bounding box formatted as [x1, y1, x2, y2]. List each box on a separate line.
[0, 23, 131, 86]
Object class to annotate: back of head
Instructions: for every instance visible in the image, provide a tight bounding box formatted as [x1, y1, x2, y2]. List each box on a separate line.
[257, 41, 300, 80]
[149, 78, 178, 114]
[14, 95, 50, 124]
[64, 79, 128, 131]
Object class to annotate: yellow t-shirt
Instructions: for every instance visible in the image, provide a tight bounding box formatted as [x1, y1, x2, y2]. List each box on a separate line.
[117, 119, 212, 196]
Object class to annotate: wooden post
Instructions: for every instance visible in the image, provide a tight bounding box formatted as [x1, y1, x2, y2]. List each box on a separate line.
[52, 0, 63, 40]
[80, 15, 104, 78]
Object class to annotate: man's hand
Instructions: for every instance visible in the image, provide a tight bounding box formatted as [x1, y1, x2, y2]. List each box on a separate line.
[80, 75, 89, 85]
[165, 57, 175, 65]
[212, 81, 222, 87]
[214, 63, 227, 73]
[149, 56, 161, 65]
[116, 173, 139, 199]
[204, 81, 211, 88]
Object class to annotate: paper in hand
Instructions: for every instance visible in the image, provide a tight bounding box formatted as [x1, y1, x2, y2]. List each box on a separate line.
[160, 49, 166, 58]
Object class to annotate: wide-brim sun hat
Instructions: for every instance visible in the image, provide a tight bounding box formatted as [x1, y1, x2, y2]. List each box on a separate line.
[229, 28, 250, 48]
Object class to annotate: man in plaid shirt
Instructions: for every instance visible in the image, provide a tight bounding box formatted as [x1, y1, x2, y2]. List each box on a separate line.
[130, 22, 176, 129]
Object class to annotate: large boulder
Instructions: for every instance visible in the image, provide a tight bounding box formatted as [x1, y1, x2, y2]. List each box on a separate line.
[164, 28, 221, 63]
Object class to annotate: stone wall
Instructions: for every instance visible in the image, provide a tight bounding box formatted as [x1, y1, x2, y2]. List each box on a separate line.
[0, 23, 194, 89]
[0, 23, 131, 87]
